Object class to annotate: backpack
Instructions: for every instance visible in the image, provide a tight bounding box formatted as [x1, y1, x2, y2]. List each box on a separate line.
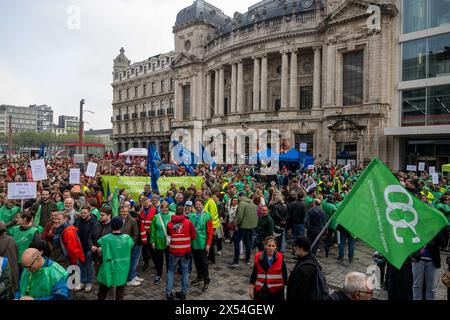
[297, 260, 329, 300]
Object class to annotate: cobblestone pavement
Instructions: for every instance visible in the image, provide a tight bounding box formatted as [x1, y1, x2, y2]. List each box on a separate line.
[73, 236, 449, 300]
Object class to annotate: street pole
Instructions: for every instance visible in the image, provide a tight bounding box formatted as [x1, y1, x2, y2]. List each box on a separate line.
[8, 115, 12, 157]
[79, 99, 85, 154]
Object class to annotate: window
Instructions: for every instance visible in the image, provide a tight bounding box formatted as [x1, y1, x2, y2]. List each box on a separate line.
[114, 72, 118, 80]
[402, 33, 450, 81]
[170, 78, 174, 90]
[135, 86, 138, 98]
[152, 82, 155, 94]
[294, 133, 314, 154]
[143, 84, 147, 96]
[343, 51, 363, 106]
[160, 120, 164, 133]
[402, 85, 450, 126]
[126, 89, 130, 100]
[119, 91, 122, 102]
[139, 66, 143, 72]
[160, 80, 165, 92]
[183, 85, 191, 121]
[403, 0, 450, 33]
[300, 86, 313, 110]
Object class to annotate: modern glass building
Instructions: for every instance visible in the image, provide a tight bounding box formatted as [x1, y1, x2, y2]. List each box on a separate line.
[385, 0, 450, 171]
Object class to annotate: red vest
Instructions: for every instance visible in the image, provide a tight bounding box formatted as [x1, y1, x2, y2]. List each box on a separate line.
[167, 219, 192, 256]
[254, 251, 284, 293]
[139, 207, 156, 244]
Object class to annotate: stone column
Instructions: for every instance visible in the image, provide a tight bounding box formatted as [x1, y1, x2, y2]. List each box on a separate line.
[214, 69, 219, 117]
[313, 46, 321, 109]
[231, 63, 237, 113]
[253, 57, 260, 111]
[206, 72, 212, 119]
[237, 60, 244, 113]
[260, 55, 268, 111]
[289, 49, 298, 109]
[218, 67, 225, 116]
[281, 51, 289, 109]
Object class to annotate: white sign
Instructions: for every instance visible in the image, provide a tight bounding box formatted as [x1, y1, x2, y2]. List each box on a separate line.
[7, 182, 37, 200]
[343, 164, 351, 172]
[431, 173, 439, 185]
[74, 154, 84, 164]
[429, 166, 436, 174]
[85, 162, 98, 177]
[300, 143, 307, 153]
[301, 176, 317, 193]
[69, 168, 81, 185]
[30, 159, 47, 181]
[418, 162, 425, 171]
[406, 165, 417, 172]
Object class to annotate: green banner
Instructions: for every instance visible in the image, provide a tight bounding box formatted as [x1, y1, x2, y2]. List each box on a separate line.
[101, 176, 205, 202]
[334, 158, 448, 269]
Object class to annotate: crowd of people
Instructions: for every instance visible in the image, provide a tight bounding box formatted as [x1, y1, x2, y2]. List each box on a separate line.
[0, 154, 449, 301]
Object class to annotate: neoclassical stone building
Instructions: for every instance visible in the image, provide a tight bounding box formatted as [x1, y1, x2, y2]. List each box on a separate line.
[112, 0, 400, 166]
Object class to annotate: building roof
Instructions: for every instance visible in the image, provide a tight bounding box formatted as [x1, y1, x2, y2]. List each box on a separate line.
[63, 143, 105, 147]
[84, 129, 113, 136]
[174, 0, 230, 31]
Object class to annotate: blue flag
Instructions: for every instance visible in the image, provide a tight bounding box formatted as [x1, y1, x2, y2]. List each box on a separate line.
[199, 142, 217, 170]
[106, 181, 111, 202]
[172, 141, 198, 176]
[38, 144, 45, 158]
[147, 143, 160, 192]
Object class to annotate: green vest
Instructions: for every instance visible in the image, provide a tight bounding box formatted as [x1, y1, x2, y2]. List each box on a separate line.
[97, 233, 134, 287]
[0, 205, 20, 227]
[20, 259, 68, 299]
[9, 225, 38, 259]
[189, 212, 212, 250]
[305, 196, 315, 209]
[150, 212, 174, 250]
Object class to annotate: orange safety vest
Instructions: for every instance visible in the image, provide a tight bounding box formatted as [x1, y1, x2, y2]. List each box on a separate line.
[254, 251, 284, 293]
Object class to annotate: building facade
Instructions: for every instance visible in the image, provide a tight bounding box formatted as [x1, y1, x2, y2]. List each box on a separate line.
[113, 0, 402, 166]
[385, 0, 450, 171]
[29, 104, 54, 132]
[58, 115, 80, 134]
[111, 48, 177, 160]
[0, 105, 38, 134]
[85, 128, 113, 150]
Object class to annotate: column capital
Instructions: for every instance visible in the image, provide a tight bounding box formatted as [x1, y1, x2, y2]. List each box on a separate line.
[289, 48, 298, 54]
[280, 49, 289, 55]
[312, 45, 322, 51]
[251, 55, 261, 60]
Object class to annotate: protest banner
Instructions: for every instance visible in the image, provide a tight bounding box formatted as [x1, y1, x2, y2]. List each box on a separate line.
[74, 154, 84, 164]
[7, 182, 37, 200]
[101, 176, 205, 201]
[30, 159, 47, 181]
[429, 166, 436, 174]
[406, 165, 417, 172]
[85, 162, 98, 177]
[301, 176, 317, 193]
[418, 162, 425, 172]
[69, 168, 81, 184]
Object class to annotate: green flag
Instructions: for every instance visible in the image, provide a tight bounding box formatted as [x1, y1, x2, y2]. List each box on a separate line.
[334, 158, 448, 269]
[111, 187, 119, 217]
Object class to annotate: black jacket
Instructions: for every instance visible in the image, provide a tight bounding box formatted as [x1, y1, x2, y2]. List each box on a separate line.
[271, 202, 288, 230]
[74, 215, 100, 252]
[304, 207, 326, 234]
[287, 200, 307, 226]
[90, 221, 112, 247]
[287, 253, 319, 301]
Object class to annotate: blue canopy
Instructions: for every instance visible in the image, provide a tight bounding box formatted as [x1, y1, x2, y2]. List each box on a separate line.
[249, 148, 276, 162]
[279, 148, 314, 168]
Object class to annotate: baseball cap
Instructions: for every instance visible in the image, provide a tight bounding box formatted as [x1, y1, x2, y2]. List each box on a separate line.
[185, 200, 193, 206]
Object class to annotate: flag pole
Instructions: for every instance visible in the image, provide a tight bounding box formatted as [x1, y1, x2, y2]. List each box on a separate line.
[311, 215, 335, 251]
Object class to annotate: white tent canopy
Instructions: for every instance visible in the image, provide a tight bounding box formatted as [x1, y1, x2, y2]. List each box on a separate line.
[119, 148, 147, 157]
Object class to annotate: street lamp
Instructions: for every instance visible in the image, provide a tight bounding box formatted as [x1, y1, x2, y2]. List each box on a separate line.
[78, 99, 95, 154]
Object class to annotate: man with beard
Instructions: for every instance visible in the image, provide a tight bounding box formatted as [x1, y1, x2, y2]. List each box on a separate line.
[31, 189, 58, 229]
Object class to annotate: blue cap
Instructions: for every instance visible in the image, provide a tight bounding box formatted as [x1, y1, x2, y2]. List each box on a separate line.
[129, 200, 135, 206]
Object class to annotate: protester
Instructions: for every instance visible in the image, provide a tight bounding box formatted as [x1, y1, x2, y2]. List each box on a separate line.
[18, 248, 69, 300]
[8, 211, 40, 262]
[96, 216, 134, 300]
[255, 206, 274, 252]
[150, 201, 173, 285]
[119, 205, 142, 286]
[0, 221, 18, 299]
[249, 236, 287, 301]
[0, 254, 13, 300]
[166, 204, 196, 300]
[31, 189, 58, 229]
[304, 199, 326, 255]
[90, 207, 112, 275]
[189, 199, 213, 292]
[139, 198, 156, 271]
[327, 272, 374, 300]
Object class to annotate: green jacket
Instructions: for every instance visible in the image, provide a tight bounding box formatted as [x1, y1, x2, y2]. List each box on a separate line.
[0, 205, 20, 229]
[256, 214, 274, 241]
[150, 212, 174, 249]
[204, 198, 220, 229]
[188, 212, 212, 250]
[235, 197, 258, 229]
[90, 208, 100, 220]
[8, 225, 39, 260]
[56, 201, 65, 211]
[97, 233, 134, 287]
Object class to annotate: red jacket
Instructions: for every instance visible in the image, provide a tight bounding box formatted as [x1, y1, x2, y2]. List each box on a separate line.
[167, 215, 196, 256]
[61, 225, 86, 265]
[254, 251, 284, 293]
[139, 206, 156, 244]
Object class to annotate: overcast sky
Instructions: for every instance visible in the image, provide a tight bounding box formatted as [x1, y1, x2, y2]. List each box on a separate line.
[0, 0, 257, 130]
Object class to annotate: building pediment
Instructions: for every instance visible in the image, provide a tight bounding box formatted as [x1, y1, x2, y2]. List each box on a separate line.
[171, 52, 197, 68]
[321, 0, 398, 29]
